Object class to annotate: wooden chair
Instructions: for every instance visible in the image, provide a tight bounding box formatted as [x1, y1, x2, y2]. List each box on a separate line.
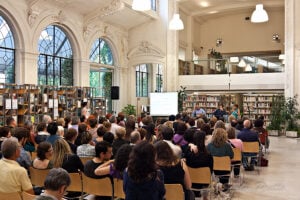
[188, 167, 212, 199]
[29, 167, 50, 187]
[242, 142, 261, 174]
[21, 191, 36, 200]
[68, 172, 83, 192]
[231, 148, 243, 186]
[213, 156, 232, 185]
[80, 157, 93, 165]
[114, 178, 125, 199]
[82, 174, 113, 197]
[0, 192, 22, 200]
[164, 184, 184, 200]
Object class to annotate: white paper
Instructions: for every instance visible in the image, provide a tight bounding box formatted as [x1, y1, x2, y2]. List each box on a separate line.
[77, 100, 81, 108]
[5, 99, 11, 109]
[54, 99, 58, 108]
[43, 94, 48, 103]
[83, 98, 87, 102]
[54, 108, 59, 117]
[12, 99, 18, 109]
[49, 99, 53, 108]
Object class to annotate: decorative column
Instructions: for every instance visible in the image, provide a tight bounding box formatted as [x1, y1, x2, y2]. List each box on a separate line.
[18, 50, 38, 84]
[76, 59, 90, 87]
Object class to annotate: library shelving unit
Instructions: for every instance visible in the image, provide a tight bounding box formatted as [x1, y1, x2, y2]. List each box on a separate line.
[182, 93, 236, 118]
[243, 94, 278, 126]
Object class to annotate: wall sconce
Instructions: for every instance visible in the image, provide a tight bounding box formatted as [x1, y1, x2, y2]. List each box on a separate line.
[216, 38, 222, 47]
[272, 33, 280, 43]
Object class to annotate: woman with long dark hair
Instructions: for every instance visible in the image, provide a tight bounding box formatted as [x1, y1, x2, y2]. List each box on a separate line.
[123, 141, 165, 200]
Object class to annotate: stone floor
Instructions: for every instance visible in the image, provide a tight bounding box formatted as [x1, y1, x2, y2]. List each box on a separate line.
[231, 136, 300, 200]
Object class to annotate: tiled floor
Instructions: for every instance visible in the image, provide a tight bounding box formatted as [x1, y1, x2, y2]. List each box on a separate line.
[231, 136, 300, 200]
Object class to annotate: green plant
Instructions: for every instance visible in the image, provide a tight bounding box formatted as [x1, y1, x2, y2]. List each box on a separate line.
[282, 95, 300, 131]
[122, 104, 136, 116]
[267, 95, 285, 130]
[177, 86, 187, 113]
[209, 48, 227, 73]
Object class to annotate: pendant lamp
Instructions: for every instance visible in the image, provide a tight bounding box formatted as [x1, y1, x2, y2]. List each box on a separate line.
[169, 14, 184, 30]
[251, 4, 269, 23]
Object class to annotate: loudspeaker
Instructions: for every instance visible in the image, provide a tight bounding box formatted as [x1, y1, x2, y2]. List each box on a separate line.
[111, 86, 119, 100]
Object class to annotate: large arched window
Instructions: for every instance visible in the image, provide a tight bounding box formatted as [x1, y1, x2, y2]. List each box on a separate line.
[89, 38, 114, 113]
[38, 25, 73, 86]
[0, 16, 15, 83]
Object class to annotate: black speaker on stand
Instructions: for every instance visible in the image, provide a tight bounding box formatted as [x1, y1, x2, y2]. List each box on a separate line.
[111, 86, 119, 100]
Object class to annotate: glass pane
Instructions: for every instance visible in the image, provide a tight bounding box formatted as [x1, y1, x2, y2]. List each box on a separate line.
[89, 38, 114, 65]
[38, 25, 73, 86]
[0, 16, 15, 83]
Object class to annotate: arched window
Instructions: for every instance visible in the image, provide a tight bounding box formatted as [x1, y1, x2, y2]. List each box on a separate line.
[38, 25, 73, 86]
[0, 16, 15, 83]
[90, 38, 113, 65]
[155, 64, 163, 92]
[89, 38, 114, 113]
[136, 64, 149, 97]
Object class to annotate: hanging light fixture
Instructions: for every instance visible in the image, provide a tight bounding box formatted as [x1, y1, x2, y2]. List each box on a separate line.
[238, 59, 246, 67]
[132, 0, 151, 11]
[245, 64, 252, 72]
[169, 13, 184, 30]
[251, 4, 269, 23]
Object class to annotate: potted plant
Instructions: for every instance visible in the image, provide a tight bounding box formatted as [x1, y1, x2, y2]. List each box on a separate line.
[283, 95, 300, 138]
[267, 95, 285, 136]
[122, 104, 136, 117]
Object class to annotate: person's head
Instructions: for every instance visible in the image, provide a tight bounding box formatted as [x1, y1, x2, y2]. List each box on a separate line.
[37, 142, 53, 160]
[37, 122, 47, 132]
[254, 119, 264, 128]
[143, 123, 155, 142]
[103, 132, 114, 144]
[98, 116, 107, 124]
[231, 119, 238, 128]
[103, 121, 112, 131]
[118, 112, 125, 121]
[52, 139, 72, 167]
[176, 122, 187, 135]
[109, 115, 117, 124]
[56, 118, 65, 127]
[161, 126, 174, 141]
[233, 104, 239, 109]
[211, 128, 228, 147]
[116, 127, 126, 139]
[43, 168, 71, 199]
[193, 130, 208, 154]
[196, 118, 205, 129]
[80, 115, 86, 123]
[1, 137, 20, 159]
[175, 113, 182, 120]
[6, 117, 16, 127]
[0, 126, 11, 138]
[219, 104, 224, 109]
[95, 141, 112, 161]
[141, 115, 153, 126]
[214, 120, 226, 130]
[12, 127, 30, 146]
[78, 123, 88, 134]
[71, 116, 79, 125]
[195, 105, 200, 110]
[64, 116, 71, 128]
[227, 127, 236, 139]
[201, 123, 211, 135]
[228, 115, 235, 123]
[43, 115, 52, 125]
[127, 141, 157, 182]
[24, 120, 33, 132]
[243, 119, 252, 129]
[188, 118, 195, 127]
[183, 128, 196, 143]
[80, 131, 92, 144]
[114, 144, 132, 174]
[168, 115, 175, 121]
[64, 128, 78, 142]
[88, 117, 98, 128]
[130, 130, 141, 144]
[47, 122, 58, 136]
[97, 126, 108, 137]
[154, 140, 178, 166]
[137, 127, 147, 140]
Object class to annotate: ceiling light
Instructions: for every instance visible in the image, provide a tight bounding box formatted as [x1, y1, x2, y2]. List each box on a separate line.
[251, 4, 269, 23]
[200, 1, 209, 7]
[169, 14, 184, 30]
[208, 11, 218, 14]
[132, 0, 151, 11]
[238, 59, 246, 67]
[245, 64, 252, 72]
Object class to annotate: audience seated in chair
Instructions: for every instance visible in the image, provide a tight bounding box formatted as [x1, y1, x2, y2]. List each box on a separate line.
[32, 142, 53, 169]
[35, 168, 71, 200]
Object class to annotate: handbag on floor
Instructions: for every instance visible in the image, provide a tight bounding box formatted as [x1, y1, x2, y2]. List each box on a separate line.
[260, 156, 268, 167]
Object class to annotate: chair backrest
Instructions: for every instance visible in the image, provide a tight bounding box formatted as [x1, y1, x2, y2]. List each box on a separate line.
[21, 191, 36, 200]
[114, 178, 125, 199]
[187, 167, 211, 185]
[67, 172, 83, 192]
[82, 174, 113, 197]
[80, 157, 93, 165]
[242, 142, 259, 153]
[213, 156, 231, 171]
[0, 192, 22, 200]
[232, 148, 242, 162]
[164, 184, 184, 200]
[29, 167, 50, 187]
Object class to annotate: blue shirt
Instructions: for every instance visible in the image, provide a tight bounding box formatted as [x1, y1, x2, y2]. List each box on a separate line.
[192, 108, 206, 117]
[237, 128, 259, 142]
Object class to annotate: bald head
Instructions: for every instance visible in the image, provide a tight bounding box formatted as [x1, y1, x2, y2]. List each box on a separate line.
[243, 120, 251, 129]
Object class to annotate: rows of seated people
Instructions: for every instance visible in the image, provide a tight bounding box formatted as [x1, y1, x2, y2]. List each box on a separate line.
[0, 112, 268, 200]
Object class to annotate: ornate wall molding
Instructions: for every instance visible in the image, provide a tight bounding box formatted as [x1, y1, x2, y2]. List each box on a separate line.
[100, 0, 124, 18]
[27, 8, 40, 27]
[128, 41, 165, 59]
[179, 40, 188, 48]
